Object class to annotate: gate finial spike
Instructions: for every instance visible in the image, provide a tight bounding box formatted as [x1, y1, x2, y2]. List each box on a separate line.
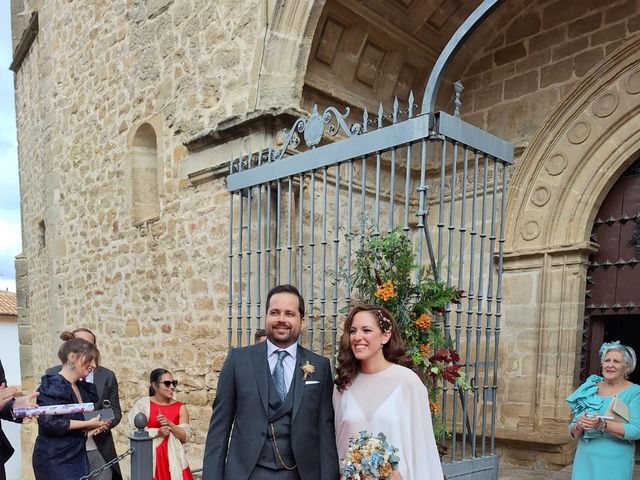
[393, 96, 399, 123]
[454, 80, 464, 118]
[408, 91, 415, 118]
[363, 107, 369, 133]
[377, 102, 384, 128]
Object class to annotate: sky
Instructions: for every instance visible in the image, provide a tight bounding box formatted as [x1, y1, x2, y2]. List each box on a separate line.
[0, 0, 20, 293]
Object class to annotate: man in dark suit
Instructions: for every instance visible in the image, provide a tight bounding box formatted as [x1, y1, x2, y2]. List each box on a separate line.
[0, 359, 39, 480]
[203, 284, 339, 480]
[46, 328, 122, 480]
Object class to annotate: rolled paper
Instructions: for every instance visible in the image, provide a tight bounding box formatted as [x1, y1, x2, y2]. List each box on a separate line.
[13, 402, 94, 419]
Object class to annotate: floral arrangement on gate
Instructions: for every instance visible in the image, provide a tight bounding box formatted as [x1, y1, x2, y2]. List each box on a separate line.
[340, 430, 400, 479]
[345, 226, 466, 439]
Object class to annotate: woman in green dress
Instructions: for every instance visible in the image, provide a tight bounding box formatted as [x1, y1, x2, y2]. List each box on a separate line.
[567, 341, 640, 480]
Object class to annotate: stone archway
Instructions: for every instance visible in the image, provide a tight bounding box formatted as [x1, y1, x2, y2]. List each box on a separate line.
[500, 34, 640, 442]
[248, 0, 326, 111]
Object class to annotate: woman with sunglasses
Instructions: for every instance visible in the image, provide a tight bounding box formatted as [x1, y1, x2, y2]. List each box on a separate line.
[128, 368, 193, 480]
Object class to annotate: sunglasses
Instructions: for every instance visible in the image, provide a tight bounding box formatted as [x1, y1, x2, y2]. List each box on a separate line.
[160, 380, 178, 388]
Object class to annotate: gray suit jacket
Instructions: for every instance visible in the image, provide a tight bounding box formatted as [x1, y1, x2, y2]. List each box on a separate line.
[202, 341, 339, 480]
[45, 365, 122, 479]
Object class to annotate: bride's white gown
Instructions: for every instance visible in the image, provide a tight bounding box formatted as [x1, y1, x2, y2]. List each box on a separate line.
[333, 363, 444, 480]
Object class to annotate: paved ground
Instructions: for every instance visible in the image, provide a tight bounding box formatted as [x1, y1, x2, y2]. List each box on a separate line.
[500, 464, 570, 479]
[501, 463, 640, 479]
[193, 463, 638, 479]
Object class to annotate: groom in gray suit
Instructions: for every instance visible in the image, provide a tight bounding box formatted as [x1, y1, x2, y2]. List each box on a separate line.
[203, 284, 339, 480]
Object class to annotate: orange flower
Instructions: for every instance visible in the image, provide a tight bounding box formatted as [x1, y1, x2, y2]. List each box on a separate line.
[379, 463, 393, 477]
[430, 401, 441, 414]
[375, 280, 395, 301]
[351, 449, 362, 463]
[420, 343, 431, 357]
[415, 313, 432, 331]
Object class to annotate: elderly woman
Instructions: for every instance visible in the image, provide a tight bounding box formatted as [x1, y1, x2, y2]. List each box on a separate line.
[567, 341, 640, 480]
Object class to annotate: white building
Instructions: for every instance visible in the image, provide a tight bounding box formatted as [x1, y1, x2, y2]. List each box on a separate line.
[0, 290, 21, 480]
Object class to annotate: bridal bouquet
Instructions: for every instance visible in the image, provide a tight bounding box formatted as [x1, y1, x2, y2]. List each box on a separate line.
[340, 431, 400, 479]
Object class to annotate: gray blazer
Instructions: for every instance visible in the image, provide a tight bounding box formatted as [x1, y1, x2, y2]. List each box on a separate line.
[202, 341, 339, 480]
[45, 364, 122, 480]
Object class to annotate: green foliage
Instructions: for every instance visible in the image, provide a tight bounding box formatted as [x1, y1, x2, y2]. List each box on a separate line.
[349, 228, 458, 326]
[344, 226, 466, 413]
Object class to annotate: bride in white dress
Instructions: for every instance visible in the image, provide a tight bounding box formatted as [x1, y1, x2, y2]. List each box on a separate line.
[333, 304, 444, 480]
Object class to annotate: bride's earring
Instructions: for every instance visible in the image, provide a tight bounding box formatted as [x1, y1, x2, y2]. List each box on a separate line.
[67, 360, 76, 370]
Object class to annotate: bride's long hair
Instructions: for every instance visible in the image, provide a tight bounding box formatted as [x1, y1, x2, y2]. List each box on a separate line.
[334, 304, 410, 392]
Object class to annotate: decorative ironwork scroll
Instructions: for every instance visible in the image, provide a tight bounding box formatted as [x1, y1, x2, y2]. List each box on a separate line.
[275, 105, 363, 162]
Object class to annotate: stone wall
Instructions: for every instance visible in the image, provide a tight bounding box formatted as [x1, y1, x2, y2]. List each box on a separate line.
[458, 0, 640, 142]
[10, 0, 274, 475]
[11, 0, 640, 475]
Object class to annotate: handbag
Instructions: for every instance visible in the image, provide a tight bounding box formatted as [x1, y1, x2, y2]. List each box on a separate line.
[83, 399, 115, 421]
[605, 396, 630, 424]
[84, 408, 115, 421]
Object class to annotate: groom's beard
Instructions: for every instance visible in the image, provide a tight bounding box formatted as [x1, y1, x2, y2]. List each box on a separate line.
[268, 322, 301, 347]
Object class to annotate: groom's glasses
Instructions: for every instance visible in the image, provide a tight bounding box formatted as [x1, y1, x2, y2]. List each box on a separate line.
[161, 380, 178, 388]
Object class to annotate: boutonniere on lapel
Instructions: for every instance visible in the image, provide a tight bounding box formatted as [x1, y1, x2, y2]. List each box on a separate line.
[300, 361, 315, 380]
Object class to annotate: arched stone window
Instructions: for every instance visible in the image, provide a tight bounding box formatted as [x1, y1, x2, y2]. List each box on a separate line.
[130, 122, 160, 224]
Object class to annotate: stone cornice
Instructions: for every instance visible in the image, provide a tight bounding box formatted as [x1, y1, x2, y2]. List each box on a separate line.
[9, 11, 38, 73]
[502, 241, 598, 269]
[183, 107, 306, 152]
[181, 107, 308, 187]
[187, 163, 230, 186]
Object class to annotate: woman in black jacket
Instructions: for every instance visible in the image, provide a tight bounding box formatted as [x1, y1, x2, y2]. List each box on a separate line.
[32, 337, 110, 480]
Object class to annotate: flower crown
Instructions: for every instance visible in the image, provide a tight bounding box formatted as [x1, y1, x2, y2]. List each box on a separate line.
[599, 340, 633, 358]
[375, 309, 392, 332]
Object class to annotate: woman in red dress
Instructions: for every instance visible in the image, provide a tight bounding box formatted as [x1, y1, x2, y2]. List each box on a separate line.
[129, 369, 193, 480]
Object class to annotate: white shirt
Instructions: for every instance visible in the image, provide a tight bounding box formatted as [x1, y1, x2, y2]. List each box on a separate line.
[84, 370, 97, 451]
[266, 339, 298, 395]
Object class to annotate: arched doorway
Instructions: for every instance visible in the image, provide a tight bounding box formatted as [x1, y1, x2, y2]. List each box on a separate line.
[584, 159, 640, 383]
[500, 33, 640, 444]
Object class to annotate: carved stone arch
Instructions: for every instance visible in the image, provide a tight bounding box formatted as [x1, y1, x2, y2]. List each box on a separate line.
[505, 34, 640, 254]
[497, 35, 640, 438]
[249, 0, 326, 111]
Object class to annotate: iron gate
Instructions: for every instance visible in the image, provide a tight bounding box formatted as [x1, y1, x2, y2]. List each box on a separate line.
[224, 1, 511, 477]
[224, 98, 512, 479]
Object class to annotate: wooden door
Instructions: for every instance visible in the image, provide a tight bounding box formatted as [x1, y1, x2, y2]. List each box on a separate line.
[583, 159, 640, 382]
